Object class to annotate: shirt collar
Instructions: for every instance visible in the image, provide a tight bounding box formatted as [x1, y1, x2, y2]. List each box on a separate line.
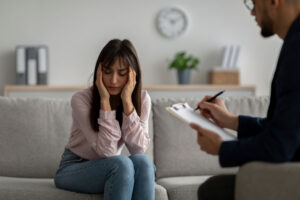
[284, 14, 300, 41]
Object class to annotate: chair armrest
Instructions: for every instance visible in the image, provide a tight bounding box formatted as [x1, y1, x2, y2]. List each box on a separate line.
[235, 161, 300, 200]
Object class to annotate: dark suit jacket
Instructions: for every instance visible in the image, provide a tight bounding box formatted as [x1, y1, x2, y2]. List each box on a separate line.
[219, 15, 300, 167]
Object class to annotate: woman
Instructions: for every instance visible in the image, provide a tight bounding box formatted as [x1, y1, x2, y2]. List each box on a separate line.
[54, 39, 155, 200]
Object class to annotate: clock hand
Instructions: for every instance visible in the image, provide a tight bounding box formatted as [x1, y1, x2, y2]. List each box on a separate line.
[170, 19, 176, 24]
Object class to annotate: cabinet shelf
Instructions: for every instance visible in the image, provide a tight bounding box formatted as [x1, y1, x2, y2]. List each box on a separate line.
[4, 85, 256, 100]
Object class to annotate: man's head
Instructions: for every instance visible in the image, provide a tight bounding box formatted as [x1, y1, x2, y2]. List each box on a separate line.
[244, 0, 300, 39]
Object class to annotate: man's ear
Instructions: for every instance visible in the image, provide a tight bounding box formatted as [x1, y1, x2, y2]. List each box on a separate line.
[271, 0, 280, 8]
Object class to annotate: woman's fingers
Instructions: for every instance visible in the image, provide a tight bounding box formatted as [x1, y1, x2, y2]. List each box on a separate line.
[129, 67, 136, 87]
[96, 69, 100, 87]
[132, 68, 136, 85]
[98, 68, 104, 87]
[99, 67, 102, 81]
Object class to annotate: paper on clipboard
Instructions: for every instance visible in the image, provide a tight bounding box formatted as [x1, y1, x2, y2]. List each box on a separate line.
[166, 102, 236, 141]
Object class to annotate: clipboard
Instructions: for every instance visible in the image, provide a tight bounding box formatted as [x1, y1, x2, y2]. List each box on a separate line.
[166, 102, 236, 141]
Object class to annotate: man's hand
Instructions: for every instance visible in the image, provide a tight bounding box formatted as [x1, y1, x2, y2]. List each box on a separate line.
[190, 123, 223, 155]
[197, 96, 238, 131]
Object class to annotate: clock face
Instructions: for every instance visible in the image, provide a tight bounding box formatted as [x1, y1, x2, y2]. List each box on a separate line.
[157, 7, 189, 39]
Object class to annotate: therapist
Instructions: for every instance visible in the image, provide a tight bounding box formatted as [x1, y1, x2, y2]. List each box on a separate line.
[190, 0, 300, 199]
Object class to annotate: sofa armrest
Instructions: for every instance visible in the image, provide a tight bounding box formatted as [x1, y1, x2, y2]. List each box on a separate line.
[235, 162, 300, 200]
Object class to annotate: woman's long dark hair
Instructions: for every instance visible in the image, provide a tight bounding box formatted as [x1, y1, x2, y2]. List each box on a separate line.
[90, 39, 142, 132]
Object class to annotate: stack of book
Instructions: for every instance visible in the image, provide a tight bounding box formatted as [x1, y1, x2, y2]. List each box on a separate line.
[220, 45, 241, 69]
[16, 45, 48, 85]
[209, 45, 241, 85]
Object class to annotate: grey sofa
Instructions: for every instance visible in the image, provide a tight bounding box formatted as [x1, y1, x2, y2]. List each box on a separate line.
[1, 95, 300, 200]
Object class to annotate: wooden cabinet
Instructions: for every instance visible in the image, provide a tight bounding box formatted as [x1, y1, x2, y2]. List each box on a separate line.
[4, 85, 255, 100]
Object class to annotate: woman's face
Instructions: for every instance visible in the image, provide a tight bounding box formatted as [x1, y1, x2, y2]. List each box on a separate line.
[101, 59, 129, 95]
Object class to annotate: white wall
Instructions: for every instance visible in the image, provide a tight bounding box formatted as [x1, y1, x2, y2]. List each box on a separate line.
[0, 0, 282, 96]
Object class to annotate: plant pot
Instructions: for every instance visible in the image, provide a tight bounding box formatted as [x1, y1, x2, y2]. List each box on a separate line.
[177, 69, 190, 84]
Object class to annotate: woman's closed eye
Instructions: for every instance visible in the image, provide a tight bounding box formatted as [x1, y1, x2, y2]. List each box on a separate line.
[102, 67, 129, 76]
[103, 68, 112, 74]
[118, 69, 129, 76]
[118, 72, 128, 76]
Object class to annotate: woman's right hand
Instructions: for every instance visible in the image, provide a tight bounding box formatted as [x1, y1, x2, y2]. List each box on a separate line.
[96, 65, 111, 110]
[96, 64, 110, 100]
[197, 96, 238, 131]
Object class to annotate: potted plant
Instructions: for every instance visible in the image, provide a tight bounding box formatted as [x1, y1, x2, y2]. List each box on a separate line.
[169, 51, 199, 84]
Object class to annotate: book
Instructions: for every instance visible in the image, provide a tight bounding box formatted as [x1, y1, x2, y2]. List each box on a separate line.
[26, 47, 38, 85]
[16, 46, 26, 85]
[232, 45, 241, 68]
[226, 45, 234, 69]
[221, 45, 230, 69]
[166, 102, 236, 141]
[37, 46, 48, 85]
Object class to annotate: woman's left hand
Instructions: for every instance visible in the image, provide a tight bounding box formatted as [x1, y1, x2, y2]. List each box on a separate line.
[121, 67, 136, 102]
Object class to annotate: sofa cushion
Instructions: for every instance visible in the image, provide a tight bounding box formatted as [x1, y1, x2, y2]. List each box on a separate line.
[152, 96, 269, 178]
[223, 96, 269, 117]
[0, 176, 168, 200]
[156, 176, 211, 200]
[0, 97, 154, 178]
[0, 176, 97, 200]
[0, 97, 72, 178]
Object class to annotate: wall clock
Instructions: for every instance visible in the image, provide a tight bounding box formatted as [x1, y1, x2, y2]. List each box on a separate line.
[157, 7, 189, 39]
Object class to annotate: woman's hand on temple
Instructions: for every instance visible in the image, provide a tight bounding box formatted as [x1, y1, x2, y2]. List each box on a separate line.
[96, 64, 110, 100]
[121, 67, 136, 102]
[96, 64, 111, 110]
[121, 67, 136, 115]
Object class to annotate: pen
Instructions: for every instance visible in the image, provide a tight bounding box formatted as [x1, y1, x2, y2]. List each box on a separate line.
[194, 90, 225, 111]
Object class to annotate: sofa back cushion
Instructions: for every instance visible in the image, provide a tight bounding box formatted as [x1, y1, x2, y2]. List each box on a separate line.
[153, 96, 269, 179]
[0, 97, 154, 178]
[0, 97, 72, 178]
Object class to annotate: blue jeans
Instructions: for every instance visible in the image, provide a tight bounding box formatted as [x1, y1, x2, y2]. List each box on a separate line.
[54, 149, 155, 200]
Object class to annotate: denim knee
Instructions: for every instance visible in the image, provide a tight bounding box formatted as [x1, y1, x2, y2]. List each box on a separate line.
[109, 155, 135, 181]
[130, 154, 154, 173]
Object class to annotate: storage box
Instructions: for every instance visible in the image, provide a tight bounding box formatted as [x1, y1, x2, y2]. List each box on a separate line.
[209, 69, 239, 85]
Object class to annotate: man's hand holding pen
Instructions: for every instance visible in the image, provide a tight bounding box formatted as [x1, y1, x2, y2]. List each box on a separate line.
[194, 90, 225, 111]
[190, 91, 239, 155]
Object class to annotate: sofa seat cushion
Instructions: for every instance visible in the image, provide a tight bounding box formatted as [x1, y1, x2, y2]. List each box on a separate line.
[0, 176, 168, 200]
[0, 176, 99, 200]
[156, 176, 211, 200]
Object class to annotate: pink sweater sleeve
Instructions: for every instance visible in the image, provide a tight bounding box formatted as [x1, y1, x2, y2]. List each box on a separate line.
[71, 93, 122, 158]
[121, 91, 151, 154]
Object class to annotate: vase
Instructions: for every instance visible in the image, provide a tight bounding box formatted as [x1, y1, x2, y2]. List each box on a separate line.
[177, 69, 190, 84]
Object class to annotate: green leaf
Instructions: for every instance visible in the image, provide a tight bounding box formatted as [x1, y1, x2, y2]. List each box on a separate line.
[169, 51, 200, 71]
